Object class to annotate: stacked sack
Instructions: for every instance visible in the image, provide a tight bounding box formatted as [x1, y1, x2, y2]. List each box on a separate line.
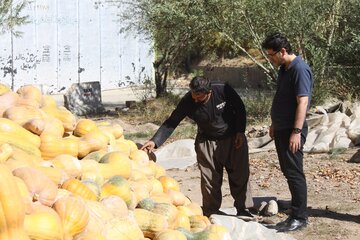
[0, 84, 231, 240]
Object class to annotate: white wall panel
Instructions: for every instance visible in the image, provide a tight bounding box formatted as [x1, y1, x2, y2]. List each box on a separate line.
[0, 0, 153, 92]
[56, 0, 79, 91]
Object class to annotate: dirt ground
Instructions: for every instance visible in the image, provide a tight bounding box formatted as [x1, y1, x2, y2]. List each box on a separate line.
[167, 147, 360, 240]
[94, 114, 360, 240]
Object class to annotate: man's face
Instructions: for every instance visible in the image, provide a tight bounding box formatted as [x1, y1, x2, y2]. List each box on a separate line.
[191, 91, 211, 103]
[265, 48, 284, 66]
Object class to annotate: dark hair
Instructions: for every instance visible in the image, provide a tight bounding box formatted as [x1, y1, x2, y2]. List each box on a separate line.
[189, 76, 211, 93]
[261, 32, 293, 54]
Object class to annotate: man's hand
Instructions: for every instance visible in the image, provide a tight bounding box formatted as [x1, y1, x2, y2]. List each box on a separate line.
[235, 132, 246, 149]
[289, 132, 301, 153]
[269, 125, 274, 139]
[140, 140, 156, 153]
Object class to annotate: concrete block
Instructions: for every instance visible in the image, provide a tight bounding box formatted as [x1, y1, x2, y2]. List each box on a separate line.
[64, 81, 105, 116]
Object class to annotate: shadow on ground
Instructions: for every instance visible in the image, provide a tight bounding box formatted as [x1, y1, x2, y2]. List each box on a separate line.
[308, 208, 360, 224]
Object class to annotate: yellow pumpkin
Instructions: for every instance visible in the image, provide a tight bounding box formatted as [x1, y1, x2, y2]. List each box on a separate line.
[98, 151, 132, 179]
[40, 116, 65, 138]
[41, 95, 58, 108]
[73, 119, 98, 137]
[129, 180, 151, 203]
[100, 195, 129, 218]
[110, 140, 131, 156]
[138, 198, 179, 229]
[41, 105, 77, 132]
[83, 200, 113, 234]
[50, 154, 82, 178]
[0, 117, 41, 156]
[24, 203, 64, 240]
[0, 83, 10, 95]
[22, 118, 46, 136]
[104, 217, 144, 240]
[133, 208, 168, 239]
[78, 130, 109, 158]
[184, 202, 203, 216]
[13, 176, 32, 213]
[16, 85, 43, 106]
[154, 229, 187, 240]
[12, 167, 58, 206]
[173, 212, 191, 231]
[0, 143, 13, 163]
[149, 178, 164, 195]
[100, 175, 133, 207]
[98, 123, 123, 139]
[158, 175, 181, 193]
[129, 149, 150, 165]
[34, 165, 69, 185]
[5, 147, 43, 171]
[189, 215, 211, 233]
[0, 91, 19, 116]
[153, 163, 166, 178]
[74, 231, 106, 240]
[79, 160, 104, 185]
[123, 139, 138, 153]
[3, 105, 46, 126]
[40, 137, 79, 160]
[61, 178, 98, 201]
[0, 164, 30, 240]
[166, 189, 188, 206]
[81, 180, 101, 200]
[53, 195, 89, 240]
[81, 149, 107, 162]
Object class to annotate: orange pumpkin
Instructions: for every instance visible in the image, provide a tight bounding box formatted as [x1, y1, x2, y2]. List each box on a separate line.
[61, 178, 98, 201]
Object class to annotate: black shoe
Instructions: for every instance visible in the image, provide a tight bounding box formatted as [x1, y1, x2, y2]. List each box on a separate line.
[276, 217, 292, 227]
[203, 209, 227, 217]
[236, 209, 256, 221]
[277, 218, 307, 232]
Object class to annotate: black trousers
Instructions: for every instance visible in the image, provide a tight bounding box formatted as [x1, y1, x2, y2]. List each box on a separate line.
[274, 125, 308, 220]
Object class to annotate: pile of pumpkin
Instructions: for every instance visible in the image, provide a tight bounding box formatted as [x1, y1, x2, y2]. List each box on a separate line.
[0, 84, 231, 240]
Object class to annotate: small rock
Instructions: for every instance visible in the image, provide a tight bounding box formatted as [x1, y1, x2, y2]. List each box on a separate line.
[265, 200, 278, 216]
[349, 150, 360, 163]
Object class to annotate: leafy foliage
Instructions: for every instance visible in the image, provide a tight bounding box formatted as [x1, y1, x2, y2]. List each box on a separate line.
[120, 0, 360, 103]
[0, 0, 28, 36]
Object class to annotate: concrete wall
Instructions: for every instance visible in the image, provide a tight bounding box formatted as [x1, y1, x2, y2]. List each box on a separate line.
[0, 0, 153, 93]
[200, 65, 269, 90]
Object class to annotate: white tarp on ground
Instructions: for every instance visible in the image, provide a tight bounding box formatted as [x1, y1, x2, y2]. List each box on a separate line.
[155, 139, 197, 170]
[210, 212, 295, 240]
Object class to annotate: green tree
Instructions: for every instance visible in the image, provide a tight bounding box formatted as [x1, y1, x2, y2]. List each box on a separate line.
[0, 0, 28, 36]
[120, 0, 360, 102]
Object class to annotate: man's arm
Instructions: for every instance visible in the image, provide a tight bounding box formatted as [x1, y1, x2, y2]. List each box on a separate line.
[289, 95, 308, 153]
[141, 93, 190, 152]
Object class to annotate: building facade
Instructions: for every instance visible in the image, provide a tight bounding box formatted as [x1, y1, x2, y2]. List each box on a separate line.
[0, 0, 153, 93]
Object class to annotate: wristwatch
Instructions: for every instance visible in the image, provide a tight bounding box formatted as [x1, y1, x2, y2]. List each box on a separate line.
[292, 128, 302, 134]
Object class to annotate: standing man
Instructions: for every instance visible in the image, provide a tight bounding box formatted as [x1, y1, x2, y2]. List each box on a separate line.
[141, 76, 254, 218]
[262, 32, 313, 232]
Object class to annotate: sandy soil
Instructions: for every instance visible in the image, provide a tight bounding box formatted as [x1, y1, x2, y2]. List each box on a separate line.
[166, 147, 360, 240]
[93, 113, 360, 240]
